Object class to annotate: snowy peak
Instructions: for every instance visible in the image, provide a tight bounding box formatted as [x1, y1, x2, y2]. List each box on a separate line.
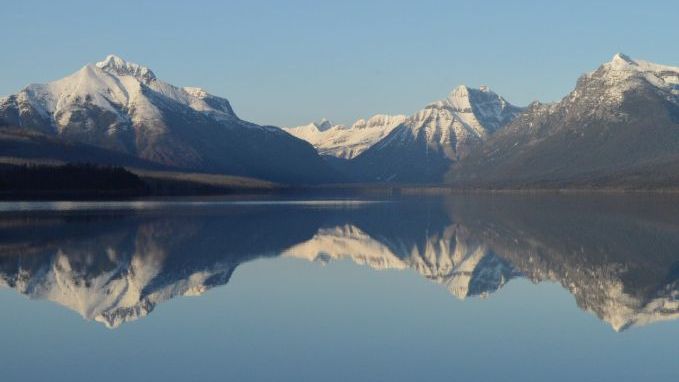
[435, 84, 504, 110]
[403, 85, 522, 147]
[96, 54, 156, 83]
[290, 119, 339, 134]
[596, 53, 679, 91]
[351, 114, 407, 130]
[346, 85, 524, 182]
[444, 85, 473, 111]
[0, 54, 338, 183]
[315, 118, 335, 131]
[285, 114, 406, 159]
[609, 52, 636, 67]
[561, 53, 679, 115]
[5, 54, 237, 128]
[419, 85, 521, 134]
[605, 52, 679, 73]
[287, 85, 520, 165]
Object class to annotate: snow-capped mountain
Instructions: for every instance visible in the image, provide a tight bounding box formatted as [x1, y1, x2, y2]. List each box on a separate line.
[3, 53, 679, 187]
[350, 85, 522, 182]
[285, 115, 407, 159]
[381, 85, 521, 156]
[450, 54, 679, 188]
[0, 54, 335, 183]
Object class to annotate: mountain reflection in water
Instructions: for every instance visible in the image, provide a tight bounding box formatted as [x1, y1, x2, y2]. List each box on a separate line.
[0, 195, 678, 331]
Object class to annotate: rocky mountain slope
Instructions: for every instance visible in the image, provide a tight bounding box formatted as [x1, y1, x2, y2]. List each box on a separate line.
[448, 54, 679, 188]
[348, 85, 522, 182]
[2, 53, 679, 187]
[287, 86, 521, 183]
[0, 55, 335, 184]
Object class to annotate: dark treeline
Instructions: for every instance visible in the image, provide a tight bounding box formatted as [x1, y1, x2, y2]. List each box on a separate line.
[0, 163, 147, 194]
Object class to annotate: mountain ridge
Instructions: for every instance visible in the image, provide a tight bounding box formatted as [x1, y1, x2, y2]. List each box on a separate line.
[3, 53, 679, 187]
[285, 115, 407, 159]
[0, 54, 337, 184]
[448, 53, 679, 188]
[347, 85, 523, 182]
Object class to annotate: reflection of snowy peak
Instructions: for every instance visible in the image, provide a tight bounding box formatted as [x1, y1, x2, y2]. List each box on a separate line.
[582, 277, 679, 332]
[451, 196, 679, 331]
[505, 252, 679, 332]
[283, 224, 517, 299]
[0, 234, 237, 329]
[2, 196, 679, 332]
[283, 225, 404, 269]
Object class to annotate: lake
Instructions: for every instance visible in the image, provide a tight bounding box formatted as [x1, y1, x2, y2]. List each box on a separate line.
[0, 194, 678, 381]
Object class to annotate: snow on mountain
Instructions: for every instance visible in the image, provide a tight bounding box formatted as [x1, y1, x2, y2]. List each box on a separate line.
[284, 119, 342, 144]
[12, 54, 237, 131]
[0, 54, 335, 183]
[601, 53, 679, 94]
[285, 114, 407, 159]
[287, 86, 520, 166]
[96, 54, 157, 83]
[560, 53, 679, 114]
[347, 85, 522, 182]
[376, 85, 522, 158]
[449, 53, 679, 188]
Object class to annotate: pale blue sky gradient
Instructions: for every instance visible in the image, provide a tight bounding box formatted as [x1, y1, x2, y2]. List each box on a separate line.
[3, 0, 679, 126]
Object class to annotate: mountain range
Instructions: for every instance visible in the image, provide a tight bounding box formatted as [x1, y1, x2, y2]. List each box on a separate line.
[0, 55, 335, 184]
[1, 53, 678, 187]
[448, 54, 679, 188]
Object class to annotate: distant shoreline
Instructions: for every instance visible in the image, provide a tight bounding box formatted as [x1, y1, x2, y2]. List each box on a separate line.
[5, 184, 679, 202]
[3, 162, 679, 201]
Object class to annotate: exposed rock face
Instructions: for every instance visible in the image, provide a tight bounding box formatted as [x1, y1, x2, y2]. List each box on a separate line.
[286, 86, 521, 182]
[349, 86, 522, 182]
[0, 55, 335, 184]
[449, 54, 679, 188]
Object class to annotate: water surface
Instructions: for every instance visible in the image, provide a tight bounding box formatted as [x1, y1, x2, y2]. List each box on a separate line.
[1, 195, 678, 381]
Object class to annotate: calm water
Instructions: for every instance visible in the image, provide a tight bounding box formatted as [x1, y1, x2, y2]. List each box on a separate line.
[1, 194, 678, 381]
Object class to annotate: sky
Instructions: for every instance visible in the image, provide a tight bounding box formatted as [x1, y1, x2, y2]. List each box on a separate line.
[3, 0, 679, 127]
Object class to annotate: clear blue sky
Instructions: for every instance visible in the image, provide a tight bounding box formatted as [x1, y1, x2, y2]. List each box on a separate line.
[4, 0, 679, 126]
